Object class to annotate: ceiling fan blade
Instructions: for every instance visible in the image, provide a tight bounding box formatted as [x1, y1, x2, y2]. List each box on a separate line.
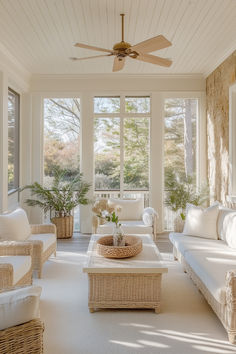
[131, 35, 172, 53]
[70, 54, 112, 61]
[113, 56, 125, 72]
[74, 42, 113, 53]
[133, 53, 172, 67]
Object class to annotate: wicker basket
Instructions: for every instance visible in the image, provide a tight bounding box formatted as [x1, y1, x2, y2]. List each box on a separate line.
[174, 215, 185, 233]
[96, 235, 142, 259]
[51, 215, 73, 239]
[0, 319, 44, 354]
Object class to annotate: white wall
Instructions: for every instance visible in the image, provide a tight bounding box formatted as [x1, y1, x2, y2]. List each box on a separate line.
[0, 46, 30, 214]
[29, 74, 206, 233]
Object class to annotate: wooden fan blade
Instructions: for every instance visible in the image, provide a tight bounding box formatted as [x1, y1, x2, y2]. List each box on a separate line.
[74, 43, 113, 53]
[113, 56, 125, 72]
[133, 53, 172, 67]
[131, 35, 172, 53]
[70, 54, 112, 61]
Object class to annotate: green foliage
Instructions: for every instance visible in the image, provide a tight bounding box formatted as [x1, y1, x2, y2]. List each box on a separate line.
[165, 167, 208, 219]
[105, 211, 119, 225]
[22, 168, 91, 217]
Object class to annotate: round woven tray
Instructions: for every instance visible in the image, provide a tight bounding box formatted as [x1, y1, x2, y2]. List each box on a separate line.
[96, 235, 142, 259]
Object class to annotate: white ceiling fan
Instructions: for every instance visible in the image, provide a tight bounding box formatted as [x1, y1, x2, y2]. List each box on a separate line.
[70, 14, 172, 72]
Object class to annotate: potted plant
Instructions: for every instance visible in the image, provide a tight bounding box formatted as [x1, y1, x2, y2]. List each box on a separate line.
[22, 169, 91, 239]
[165, 169, 208, 232]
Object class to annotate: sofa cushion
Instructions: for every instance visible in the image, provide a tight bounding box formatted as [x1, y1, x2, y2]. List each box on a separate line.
[184, 248, 236, 304]
[97, 220, 153, 235]
[0, 255, 31, 284]
[169, 232, 225, 257]
[27, 233, 56, 252]
[0, 285, 41, 330]
[0, 208, 31, 241]
[109, 198, 143, 220]
[183, 203, 219, 239]
[217, 207, 235, 241]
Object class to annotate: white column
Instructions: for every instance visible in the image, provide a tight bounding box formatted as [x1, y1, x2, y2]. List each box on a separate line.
[150, 92, 164, 233]
[80, 93, 94, 233]
[0, 71, 8, 212]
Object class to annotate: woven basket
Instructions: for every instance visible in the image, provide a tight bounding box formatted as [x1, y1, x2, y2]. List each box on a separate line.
[174, 215, 185, 233]
[0, 319, 44, 354]
[51, 215, 73, 239]
[96, 235, 142, 259]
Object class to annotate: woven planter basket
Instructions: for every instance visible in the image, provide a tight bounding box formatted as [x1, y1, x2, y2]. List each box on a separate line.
[51, 215, 74, 239]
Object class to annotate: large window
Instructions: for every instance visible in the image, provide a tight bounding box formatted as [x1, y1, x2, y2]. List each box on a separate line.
[94, 96, 150, 198]
[164, 97, 198, 229]
[8, 88, 20, 192]
[43, 98, 80, 230]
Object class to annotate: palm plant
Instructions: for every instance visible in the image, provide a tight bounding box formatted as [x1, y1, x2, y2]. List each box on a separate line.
[165, 168, 208, 220]
[22, 168, 91, 218]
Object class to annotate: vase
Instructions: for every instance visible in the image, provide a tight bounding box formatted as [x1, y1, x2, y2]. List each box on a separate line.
[113, 224, 125, 246]
[174, 215, 185, 233]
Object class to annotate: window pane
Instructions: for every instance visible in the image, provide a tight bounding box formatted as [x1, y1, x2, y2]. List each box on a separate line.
[94, 97, 120, 113]
[8, 89, 19, 191]
[125, 97, 150, 113]
[164, 98, 198, 229]
[94, 118, 120, 190]
[124, 117, 150, 190]
[43, 98, 80, 187]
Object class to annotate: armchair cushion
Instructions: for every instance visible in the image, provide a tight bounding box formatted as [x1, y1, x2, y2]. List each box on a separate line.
[0, 256, 31, 285]
[0, 285, 41, 330]
[28, 233, 56, 252]
[142, 207, 158, 226]
[109, 198, 143, 220]
[0, 208, 31, 241]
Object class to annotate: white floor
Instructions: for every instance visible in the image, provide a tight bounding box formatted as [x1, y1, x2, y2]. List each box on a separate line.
[34, 235, 236, 354]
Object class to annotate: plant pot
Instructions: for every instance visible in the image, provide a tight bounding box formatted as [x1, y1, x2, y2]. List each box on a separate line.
[174, 215, 185, 233]
[51, 215, 74, 239]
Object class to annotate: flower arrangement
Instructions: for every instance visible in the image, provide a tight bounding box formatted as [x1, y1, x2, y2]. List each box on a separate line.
[92, 199, 124, 246]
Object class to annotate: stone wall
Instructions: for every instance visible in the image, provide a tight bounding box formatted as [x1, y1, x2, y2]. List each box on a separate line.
[206, 52, 236, 203]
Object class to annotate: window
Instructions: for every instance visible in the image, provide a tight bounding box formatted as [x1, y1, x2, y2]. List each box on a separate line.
[94, 96, 150, 197]
[164, 97, 198, 229]
[43, 98, 80, 230]
[8, 89, 20, 192]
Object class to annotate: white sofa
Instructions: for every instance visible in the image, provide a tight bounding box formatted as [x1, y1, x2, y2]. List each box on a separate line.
[96, 198, 158, 239]
[169, 206, 236, 343]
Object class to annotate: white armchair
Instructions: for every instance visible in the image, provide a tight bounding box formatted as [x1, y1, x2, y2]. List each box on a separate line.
[0, 285, 44, 354]
[94, 198, 158, 239]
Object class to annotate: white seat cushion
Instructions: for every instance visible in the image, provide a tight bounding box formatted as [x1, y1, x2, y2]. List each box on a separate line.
[169, 232, 225, 256]
[0, 285, 41, 330]
[97, 220, 153, 235]
[108, 198, 144, 220]
[0, 208, 31, 241]
[0, 255, 31, 284]
[28, 233, 56, 252]
[184, 248, 236, 304]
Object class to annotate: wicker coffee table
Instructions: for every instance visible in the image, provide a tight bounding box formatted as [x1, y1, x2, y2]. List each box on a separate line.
[83, 234, 168, 313]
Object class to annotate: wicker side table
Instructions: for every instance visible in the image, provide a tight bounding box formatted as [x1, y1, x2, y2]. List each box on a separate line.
[83, 234, 168, 313]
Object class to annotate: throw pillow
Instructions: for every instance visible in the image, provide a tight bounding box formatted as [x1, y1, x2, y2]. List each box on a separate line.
[0, 208, 31, 241]
[220, 211, 236, 248]
[183, 203, 219, 239]
[108, 198, 143, 220]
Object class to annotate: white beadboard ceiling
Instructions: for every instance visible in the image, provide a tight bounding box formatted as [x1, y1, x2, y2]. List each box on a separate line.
[0, 0, 236, 76]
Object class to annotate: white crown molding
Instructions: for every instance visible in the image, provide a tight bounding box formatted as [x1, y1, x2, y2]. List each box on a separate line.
[31, 73, 204, 81]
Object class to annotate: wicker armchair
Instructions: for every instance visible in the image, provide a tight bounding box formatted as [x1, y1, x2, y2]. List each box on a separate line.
[0, 285, 44, 354]
[28, 224, 57, 278]
[0, 242, 33, 290]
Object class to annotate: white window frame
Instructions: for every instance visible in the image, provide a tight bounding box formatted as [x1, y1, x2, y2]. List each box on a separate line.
[94, 94, 151, 197]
